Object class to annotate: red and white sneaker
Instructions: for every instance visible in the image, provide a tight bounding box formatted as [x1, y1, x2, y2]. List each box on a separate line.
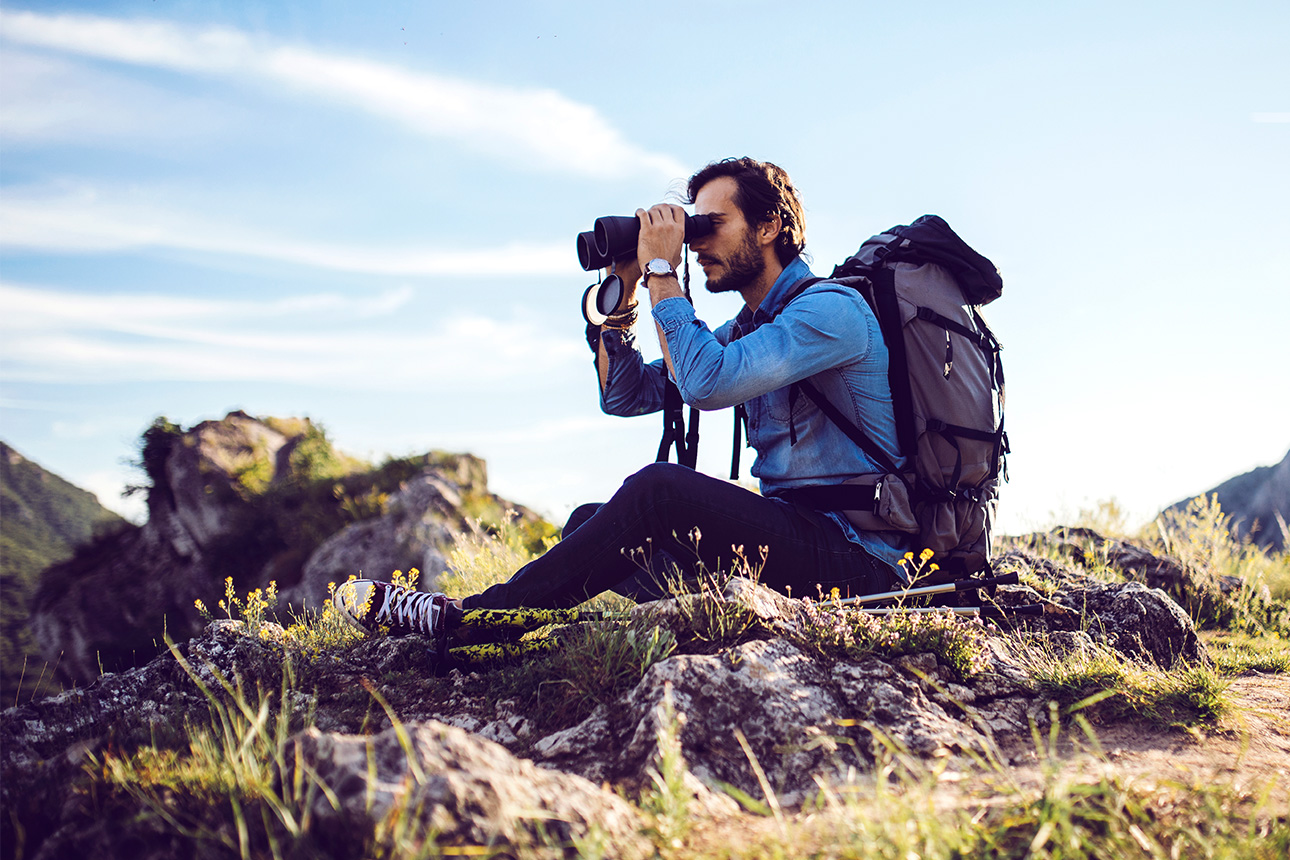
[332, 579, 450, 638]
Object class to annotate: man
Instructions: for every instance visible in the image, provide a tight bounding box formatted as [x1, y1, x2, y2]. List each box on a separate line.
[334, 157, 910, 638]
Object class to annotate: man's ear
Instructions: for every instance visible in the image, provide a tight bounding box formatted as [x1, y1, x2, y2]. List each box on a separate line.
[757, 212, 782, 248]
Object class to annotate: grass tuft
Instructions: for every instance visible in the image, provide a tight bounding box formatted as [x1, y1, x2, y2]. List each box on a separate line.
[1205, 631, 1290, 675]
[799, 596, 991, 681]
[1017, 635, 1229, 727]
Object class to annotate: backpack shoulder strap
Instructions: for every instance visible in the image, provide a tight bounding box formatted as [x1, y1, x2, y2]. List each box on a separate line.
[777, 270, 909, 478]
[794, 377, 903, 478]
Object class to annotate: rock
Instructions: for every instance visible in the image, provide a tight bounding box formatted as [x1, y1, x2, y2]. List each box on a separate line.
[281, 471, 474, 612]
[634, 574, 812, 643]
[25, 412, 532, 685]
[993, 547, 1208, 667]
[1055, 581, 1206, 667]
[293, 720, 650, 859]
[531, 629, 1033, 805]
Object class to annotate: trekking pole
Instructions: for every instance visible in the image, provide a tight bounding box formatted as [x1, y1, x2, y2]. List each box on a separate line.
[857, 603, 1043, 621]
[834, 571, 1019, 607]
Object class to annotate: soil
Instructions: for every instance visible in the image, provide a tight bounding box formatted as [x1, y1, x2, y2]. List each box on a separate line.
[997, 672, 1290, 808]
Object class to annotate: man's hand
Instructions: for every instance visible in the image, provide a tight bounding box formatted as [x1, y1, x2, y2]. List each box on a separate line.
[636, 204, 685, 276]
[635, 203, 686, 381]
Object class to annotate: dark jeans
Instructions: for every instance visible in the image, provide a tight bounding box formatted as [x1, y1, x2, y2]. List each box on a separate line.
[462, 462, 898, 610]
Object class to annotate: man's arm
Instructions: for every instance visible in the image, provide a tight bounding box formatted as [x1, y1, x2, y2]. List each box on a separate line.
[596, 257, 642, 392]
[590, 256, 670, 416]
[654, 283, 874, 410]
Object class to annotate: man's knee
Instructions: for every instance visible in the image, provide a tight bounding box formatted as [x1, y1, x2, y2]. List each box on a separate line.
[620, 462, 701, 501]
[562, 503, 601, 537]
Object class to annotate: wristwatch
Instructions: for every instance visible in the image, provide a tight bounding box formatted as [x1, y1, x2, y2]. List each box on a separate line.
[643, 257, 676, 288]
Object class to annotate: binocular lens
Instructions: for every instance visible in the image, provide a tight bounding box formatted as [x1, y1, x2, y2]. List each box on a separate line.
[577, 231, 613, 272]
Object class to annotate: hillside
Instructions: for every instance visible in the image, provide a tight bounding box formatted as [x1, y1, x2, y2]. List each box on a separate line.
[1172, 448, 1290, 550]
[1, 441, 125, 702]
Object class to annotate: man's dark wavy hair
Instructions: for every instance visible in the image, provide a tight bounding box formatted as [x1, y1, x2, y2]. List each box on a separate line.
[685, 157, 806, 266]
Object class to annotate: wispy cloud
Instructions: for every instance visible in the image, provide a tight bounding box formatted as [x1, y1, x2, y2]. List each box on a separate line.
[0, 184, 574, 274]
[0, 49, 227, 144]
[0, 9, 685, 179]
[0, 281, 583, 386]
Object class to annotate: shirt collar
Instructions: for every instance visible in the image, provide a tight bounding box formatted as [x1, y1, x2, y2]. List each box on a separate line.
[735, 255, 814, 331]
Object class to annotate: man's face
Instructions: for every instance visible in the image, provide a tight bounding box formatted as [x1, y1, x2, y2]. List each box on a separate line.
[692, 176, 765, 295]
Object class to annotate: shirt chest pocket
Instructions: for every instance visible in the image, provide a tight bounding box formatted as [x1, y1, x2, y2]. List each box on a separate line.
[764, 383, 814, 425]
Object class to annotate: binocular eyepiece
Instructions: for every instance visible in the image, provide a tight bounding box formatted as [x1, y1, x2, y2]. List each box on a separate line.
[576, 213, 713, 271]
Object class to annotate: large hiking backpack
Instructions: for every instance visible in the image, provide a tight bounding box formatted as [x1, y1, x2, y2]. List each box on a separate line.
[778, 215, 1008, 577]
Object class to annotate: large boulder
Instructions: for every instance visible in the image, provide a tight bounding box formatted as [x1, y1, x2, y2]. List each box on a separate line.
[531, 579, 1038, 804]
[281, 469, 475, 612]
[995, 547, 1208, 666]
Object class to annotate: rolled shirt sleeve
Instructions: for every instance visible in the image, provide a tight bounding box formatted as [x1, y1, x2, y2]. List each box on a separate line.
[597, 326, 668, 416]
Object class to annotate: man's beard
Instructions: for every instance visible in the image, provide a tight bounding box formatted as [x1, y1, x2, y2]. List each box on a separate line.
[704, 230, 765, 295]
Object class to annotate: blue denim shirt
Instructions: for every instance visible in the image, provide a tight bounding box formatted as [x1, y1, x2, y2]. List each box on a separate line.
[599, 256, 911, 572]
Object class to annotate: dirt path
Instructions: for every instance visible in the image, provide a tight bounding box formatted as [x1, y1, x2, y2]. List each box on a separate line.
[998, 672, 1290, 808]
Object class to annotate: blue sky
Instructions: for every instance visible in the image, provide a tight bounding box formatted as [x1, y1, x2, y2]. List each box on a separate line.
[2, 0, 1287, 536]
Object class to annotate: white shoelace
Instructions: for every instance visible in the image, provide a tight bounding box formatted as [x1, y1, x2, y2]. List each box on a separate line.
[376, 586, 444, 636]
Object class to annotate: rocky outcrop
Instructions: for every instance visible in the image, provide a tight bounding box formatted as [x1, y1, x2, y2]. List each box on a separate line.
[995, 549, 1207, 666]
[3, 533, 1228, 858]
[1004, 523, 1278, 635]
[26, 412, 535, 686]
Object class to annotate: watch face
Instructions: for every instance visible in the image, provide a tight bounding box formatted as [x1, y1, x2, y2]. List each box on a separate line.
[647, 258, 672, 275]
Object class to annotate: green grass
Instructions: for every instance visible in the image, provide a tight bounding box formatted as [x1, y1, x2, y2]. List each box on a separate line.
[1205, 631, 1290, 675]
[1016, 636, 1229, 727]
[85, 647, 334, 859]
[798, 596, 991, 681]
[1145, 496, 1290, 634]
[640, 712, 1289, 860]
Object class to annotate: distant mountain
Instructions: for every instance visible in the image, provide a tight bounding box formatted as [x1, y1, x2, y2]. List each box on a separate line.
[1172, 448, 1290, 551]
[1, 441, 127, 702]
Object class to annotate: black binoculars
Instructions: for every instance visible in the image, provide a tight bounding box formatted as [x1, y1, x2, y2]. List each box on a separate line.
[576, 213, 713, 271]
